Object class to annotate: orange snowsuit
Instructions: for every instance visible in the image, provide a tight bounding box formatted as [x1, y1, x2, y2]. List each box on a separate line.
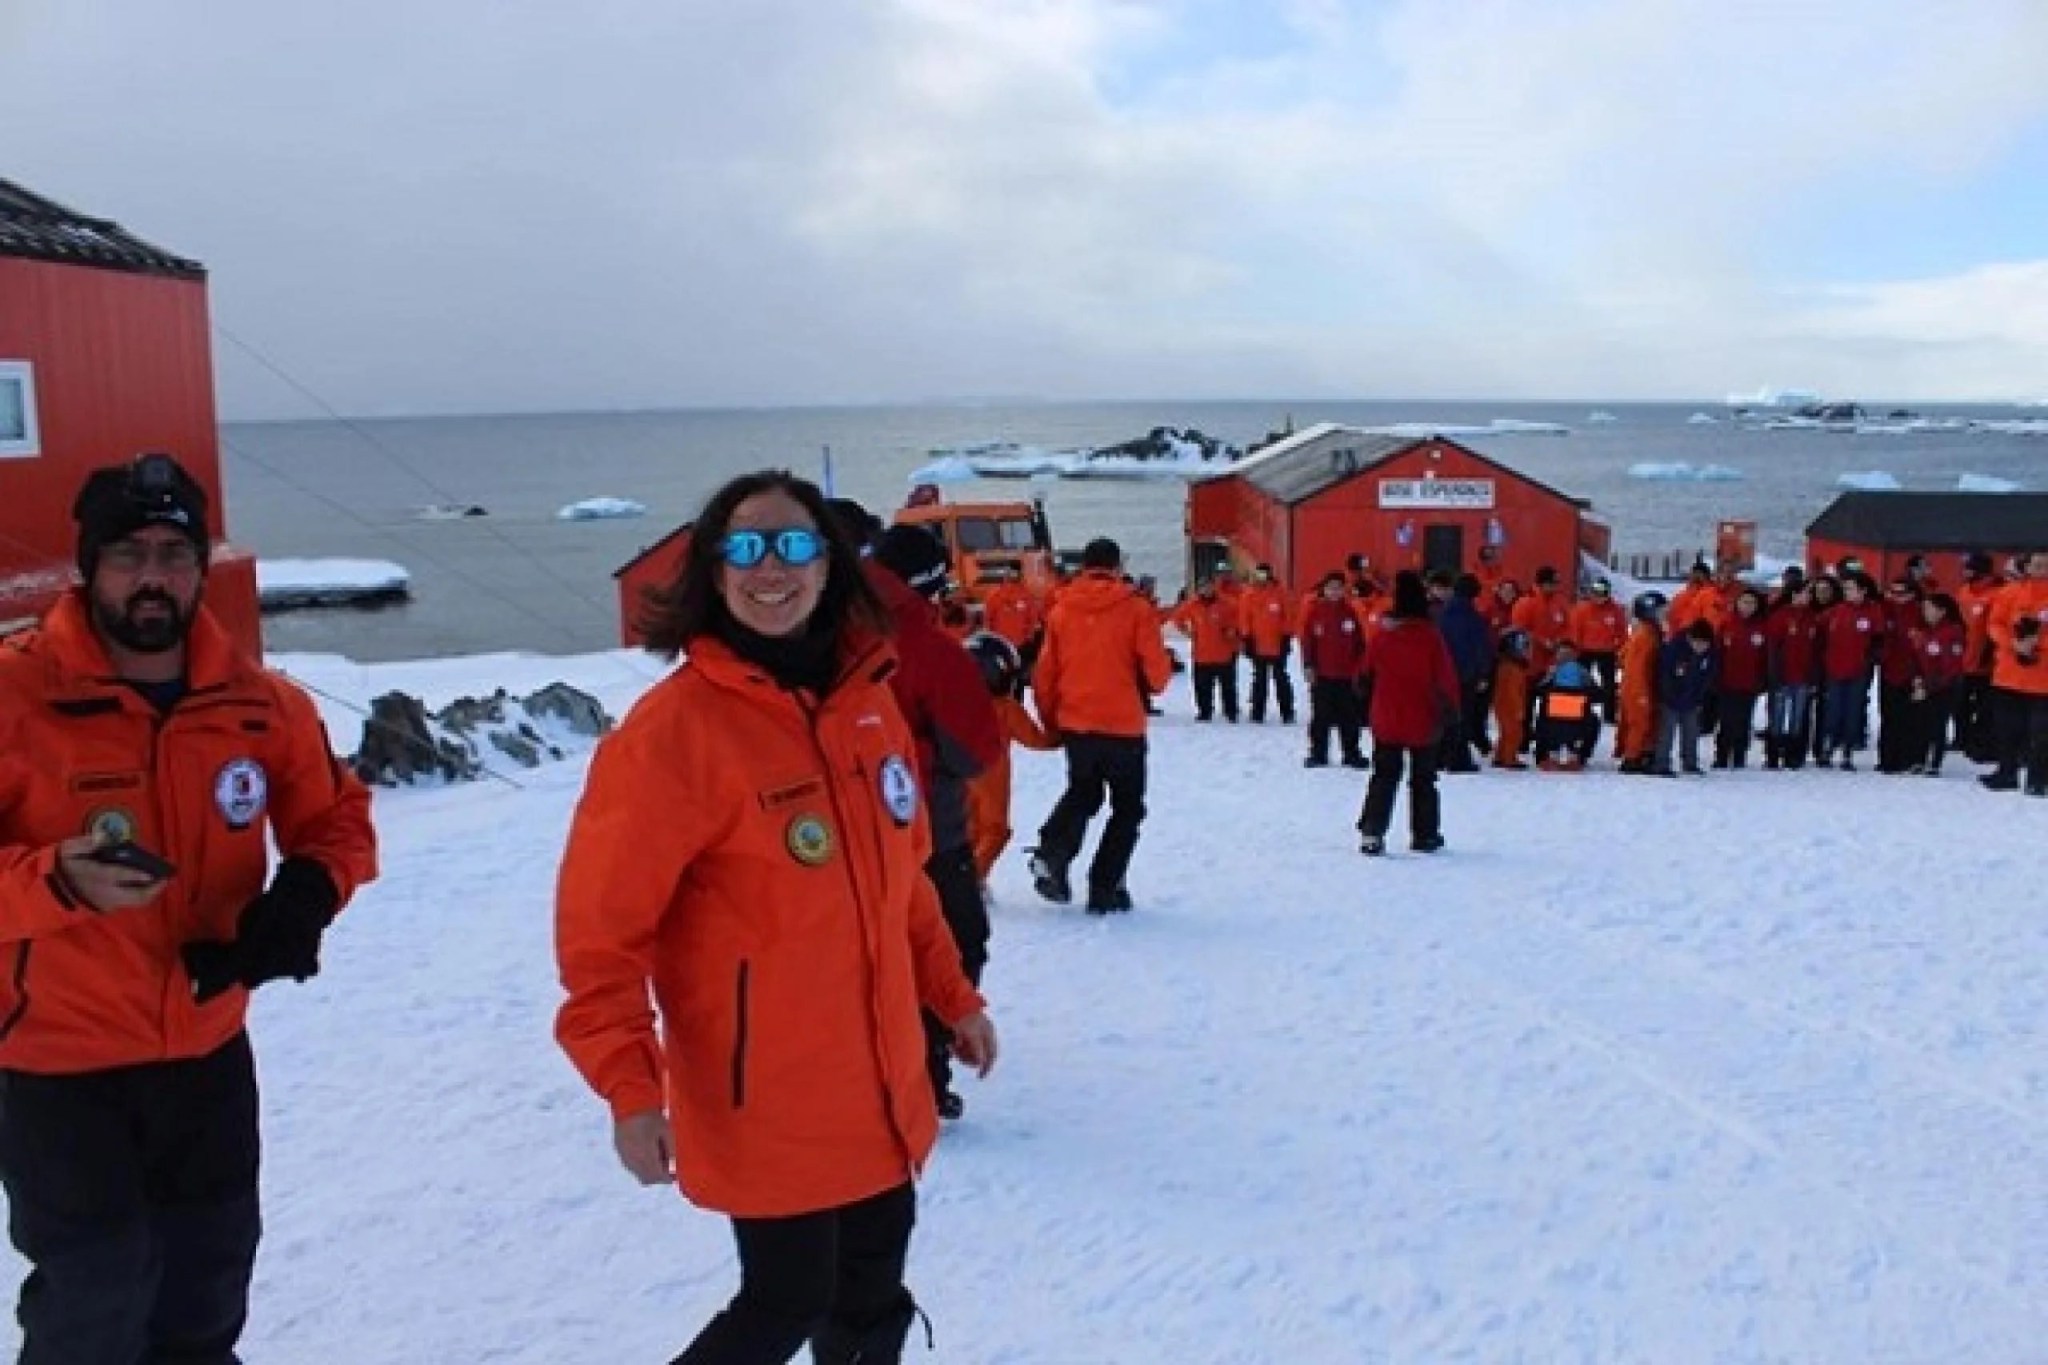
[554, 634, 984, 1217]
[965, 697, 1056, 880]
[0, 592, 378, 1075]
[1492, 656, 1529, 767]
[1617, 620, 1662, 762]
[1033, 571, 1174, 738]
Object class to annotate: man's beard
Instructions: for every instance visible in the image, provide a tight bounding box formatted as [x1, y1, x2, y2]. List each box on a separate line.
[94, 587, 193, 654]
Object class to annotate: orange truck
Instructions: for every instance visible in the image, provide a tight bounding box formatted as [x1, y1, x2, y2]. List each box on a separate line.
[892, 496, 1060, 610]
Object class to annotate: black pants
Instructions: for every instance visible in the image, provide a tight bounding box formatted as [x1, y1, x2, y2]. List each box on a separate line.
[1714, 690, 1759, 767]
[1989, 689, 2048, 790]
[1460, 679, 1491, 755]
[1037, 733, 1148, 897]
[1248, 654, 1294, 722]
[1307, 678, 1364, 763]
[1877, 683, 1918, 772]
[920, 846, 989, 1103]
[1535, 715, 1599, 763]
[1582, 651, 1619, 721]
[0, 1033, 261, 1365]
[1357, 741, 1441, 843]
[1957, 674, 1996, 759]
[674, 1182, 919, 1365]
[1191, 663, 1238, 721]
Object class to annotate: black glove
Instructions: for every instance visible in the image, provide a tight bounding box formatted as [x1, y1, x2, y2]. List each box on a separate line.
[182, 858, 340, 1004]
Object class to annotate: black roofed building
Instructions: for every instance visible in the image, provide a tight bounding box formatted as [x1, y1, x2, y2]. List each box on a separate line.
[1805, 491, 2048, 585]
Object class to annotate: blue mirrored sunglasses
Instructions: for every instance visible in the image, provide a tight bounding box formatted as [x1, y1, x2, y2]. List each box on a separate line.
[720, 527, 824, 569]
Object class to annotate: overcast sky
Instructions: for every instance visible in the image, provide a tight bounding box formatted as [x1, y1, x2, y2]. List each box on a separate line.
[4, 0, 2045, 418]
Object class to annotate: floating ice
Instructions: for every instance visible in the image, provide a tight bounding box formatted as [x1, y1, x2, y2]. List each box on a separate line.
[905, 456, 980, 485]
[1958, 473, 2024, 493]
[1726, 387, 1822, 408]
[556, 497, 648, 522]
[258, 558, 411, 611]
[1628, 462, 1745, 482]
[1970, 419, 2048, 436]
[1836, 471, 1902, 491]
[1588, 411, 1618, 423]
[1363, 419, 1570, 437]
[1686, 413, 1719, 425]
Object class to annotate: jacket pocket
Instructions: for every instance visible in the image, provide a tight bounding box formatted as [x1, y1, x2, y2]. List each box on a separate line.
[0, 943, 31, 1045]
[730, 961, 751, 1109]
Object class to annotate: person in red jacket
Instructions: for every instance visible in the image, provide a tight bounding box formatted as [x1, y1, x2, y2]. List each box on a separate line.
[1299, 572, 1370, 769]
[1028, 539, 1173, 913]
[1763, 583, 1822, 769]
[1569, 577, 1630, 722]
[0, 455, 378, 1364]
[1874, 575, 1929, 773]
[1356, 572, 1460, 856]
[558, 471, 996, 1364]
[1713, 588, 1770, 768]
[870, 524, 1005, 1120]
[1819, 572, 1886, 769]
[1168, 579, 1242, 722]
[1905, 593, 1967, 775]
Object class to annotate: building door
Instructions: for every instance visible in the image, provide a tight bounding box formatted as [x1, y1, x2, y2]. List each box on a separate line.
[1423, 524, 1464, 574]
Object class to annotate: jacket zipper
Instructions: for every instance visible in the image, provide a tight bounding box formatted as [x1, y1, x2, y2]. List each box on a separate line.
[730, 961, 751, 1108]
[0, 943, 32, 1044]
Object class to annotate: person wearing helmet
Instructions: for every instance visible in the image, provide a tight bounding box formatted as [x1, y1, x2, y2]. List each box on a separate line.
[1616, 591, 1667, 772]
[961, 633, 1057, 887]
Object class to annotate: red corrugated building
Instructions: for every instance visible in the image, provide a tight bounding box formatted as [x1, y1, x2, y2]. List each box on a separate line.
[1186, 423, 1602, 591]
[0, 178, 260, 653]
[1805, 491, 2048, 587]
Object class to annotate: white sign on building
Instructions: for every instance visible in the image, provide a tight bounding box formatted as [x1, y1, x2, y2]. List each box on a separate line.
[1377, 477, 1495, 510]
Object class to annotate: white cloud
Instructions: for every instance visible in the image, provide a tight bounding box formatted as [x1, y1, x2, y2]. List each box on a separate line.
[2, 0, 2043, 414]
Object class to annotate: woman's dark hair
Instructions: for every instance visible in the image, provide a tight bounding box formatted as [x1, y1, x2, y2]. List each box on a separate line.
[637, 470, 885, 659]
[1389, 569, 1431, 620]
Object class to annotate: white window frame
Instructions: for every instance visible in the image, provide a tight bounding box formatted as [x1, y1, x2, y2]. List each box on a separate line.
[0, 361, 40, 459]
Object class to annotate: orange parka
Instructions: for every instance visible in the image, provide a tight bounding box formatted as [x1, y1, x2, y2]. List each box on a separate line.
[1512, 588, 1573, 674]
[1238, 582, 1294, 657]
[980, 581, 1043, 650]
[1033, 571, 1174, 739]
[1169, 592, 1242, 666]
[965, 696, 1056, 880]
[0, 592, 377, 1075]
[1987, 578, 2048, 696]
[554, 635, 985, 1218]
[1617, 620, 1662, 762]
[1569, 597, 1630, 655]
[1956, 574, 2005, 677]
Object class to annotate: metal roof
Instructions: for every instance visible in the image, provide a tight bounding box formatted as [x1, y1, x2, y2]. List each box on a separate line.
[0, 177, 205, 280]
[1805, 491, 2048, 550]
[1205, 423, 1590, 509]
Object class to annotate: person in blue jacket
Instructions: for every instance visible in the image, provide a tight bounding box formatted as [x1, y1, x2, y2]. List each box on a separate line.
[1655, 620, 1718, 775]
[1436, 572, 1494, 770]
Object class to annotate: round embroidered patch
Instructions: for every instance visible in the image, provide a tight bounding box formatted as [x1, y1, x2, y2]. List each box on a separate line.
[878, 755, 919, 827]
[214, 759, 268, 832]
[85, 807, 137, 844]
[786, 814, 835, 867]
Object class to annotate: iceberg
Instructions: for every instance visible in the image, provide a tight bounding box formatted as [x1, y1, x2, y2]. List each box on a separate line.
[414, 503, 489, 521]
[258, 558, 411, 611]
[1362, 419, 1570, 438]
[1836, 471, 1902, 491]
[1969, 419, 2048, 436]
[905, 456, 980, 486]
[1726, 387, 1822, 409]
[1628, 462, 1745, 482]
[1588, 411, 1618, 423]
[1686, 413, 1719, 425]
[1958, 473, 2024, 493]
[556, 497, 647, 522]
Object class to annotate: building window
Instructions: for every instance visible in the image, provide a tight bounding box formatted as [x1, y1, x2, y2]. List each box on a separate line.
[0, 361, 39, 459]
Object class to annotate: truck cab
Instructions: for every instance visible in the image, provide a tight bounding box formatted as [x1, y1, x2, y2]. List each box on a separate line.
[892, 496, 1058, 605]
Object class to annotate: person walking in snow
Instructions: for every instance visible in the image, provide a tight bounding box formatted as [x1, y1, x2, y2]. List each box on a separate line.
[1028, 538, 1173, 913]
[1356, 571, 1460, 856]
[556, 471, 998, 1364]
[0, 454, 379, 1365]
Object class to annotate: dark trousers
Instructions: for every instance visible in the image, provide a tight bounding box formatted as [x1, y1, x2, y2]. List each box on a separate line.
[920, 845, 989, 1103]
[0, 1032, 261, 1365]
[1460, 679, 1491, 754]
[1535, 715, 1600, 763]
[1357, 741, 1441, 842]
[1307, 678, 1364, 762]
[1248, 655, 1294, 721]
[1582, 651, 1620, 720]
[1714, 690, 1759, 767]
[1656, 707, 1702, 772]
[1766, 684, 1813, 768]
[1821, 675, 1869, 755]
[674, 1182, 918, 1365]
[1905, 687, 1958, 772]
[1876, 682, 1918, 772]
[1957, 674, 1996, 759]
[1989, 689, 2048, 790]
[1037, 734, 1148, 897]
[1191, 663, 1238, 721]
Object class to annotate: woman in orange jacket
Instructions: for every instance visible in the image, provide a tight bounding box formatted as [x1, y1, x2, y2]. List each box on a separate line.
[555, 471, 999, 1364]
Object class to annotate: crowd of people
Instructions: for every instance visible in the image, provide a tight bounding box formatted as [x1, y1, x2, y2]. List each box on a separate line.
[5, 453, 2041, 1365]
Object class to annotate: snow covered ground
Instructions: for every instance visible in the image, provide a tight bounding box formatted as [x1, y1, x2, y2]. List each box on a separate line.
[8, 647, 2043, 1364]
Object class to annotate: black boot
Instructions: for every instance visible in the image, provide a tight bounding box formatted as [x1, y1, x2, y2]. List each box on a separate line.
[811, 1293, 925, 1365]
[1027, 849, 1071, 904]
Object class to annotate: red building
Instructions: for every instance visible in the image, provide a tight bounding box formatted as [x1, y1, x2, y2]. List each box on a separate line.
[0, 178, 260, 653]
[1187, 424, 1604, 591]
[614, 524, 693, 648]
[1806, 491, 2048, 587]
